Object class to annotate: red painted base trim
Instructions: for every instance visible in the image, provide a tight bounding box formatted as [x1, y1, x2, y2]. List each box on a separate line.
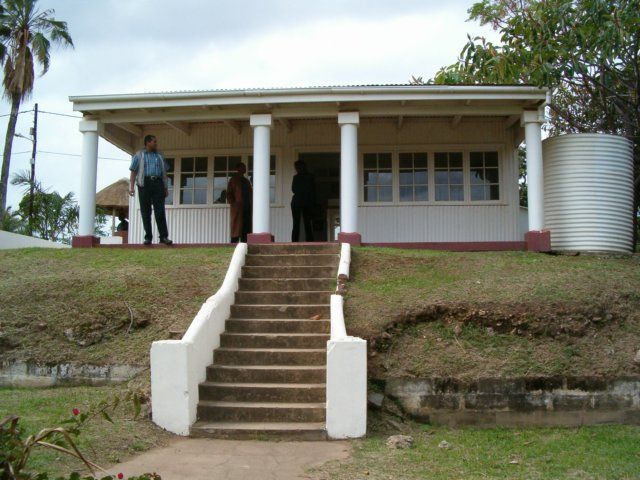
[362, 241, 526, 252]
[337, 232, 362, 246]
[72, 236, 101, 248]
[525, 230, 551, 252]
[247, 233, 275, 244]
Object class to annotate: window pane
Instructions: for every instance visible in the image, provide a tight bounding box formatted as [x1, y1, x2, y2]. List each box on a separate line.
[414, 153, 428, 168]
[450, 170, 463, 184]
[414, 170, 427, 185]
[399, 171, 413, 185]
[378, 153, 392, 169]
[485, 151, 499, 167]
[270, 187, 276, 204]
[363, 153, 377, 169]
[270, 155, 276, 171]
[450, 185, 464, 201]
[399, 186, 413, 202]
[415, 185, 428, 201]
[181, 189, 193, 204]
[180, 174, 193, 188]
[364, 172, 378, 186]
[364, 186, 376, 202]
[214, 157, 227, 172]
[435, 185, 449, 201]
[194, 174, 208, 188]
[213, 188, 226, 204]
[450, 152, 463, 168]
[399, 153, 412, 169]
[378, 172, 392, 186]
[471, 185, 485, 201]
[470, 152, 483, 169]
[269, 175, 276, 188]
[165, 188, 173, 205]
[182, 157, 193, 172]
[471, 169, 486, 185]
[485, 168, 499, 184]
[165, 158, 175, 173]
[195, 157, 208, 172]
[213, 176, 228, 189]
[434, 152, 447, 168]
[435, 171, 449, 184]
[378, 186, 392, 202]
[489, 185, 500, 200]
[194, 189, 207, 204]
[166, 175, 173, 188]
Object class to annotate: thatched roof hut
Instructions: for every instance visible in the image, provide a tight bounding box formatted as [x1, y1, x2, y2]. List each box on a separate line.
[96, 178, 129, 216]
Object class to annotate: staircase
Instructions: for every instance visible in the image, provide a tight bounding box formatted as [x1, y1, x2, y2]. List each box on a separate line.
[190, 243, 339, 440]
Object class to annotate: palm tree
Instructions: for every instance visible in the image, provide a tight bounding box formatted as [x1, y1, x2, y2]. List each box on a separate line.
[0, 0, 73, 212]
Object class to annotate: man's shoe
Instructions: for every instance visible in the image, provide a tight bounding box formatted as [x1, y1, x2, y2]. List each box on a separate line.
[143, 239, 152, 246]
[159, 238, 173, 246]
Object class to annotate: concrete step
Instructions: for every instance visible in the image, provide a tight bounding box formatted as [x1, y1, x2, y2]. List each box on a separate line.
[239, 278, 335, 292]
[197, 401, 326, 423]
[235, 291, 333, 305]
[214, 348, 326, 366]
[248, 244, 339, 255]
[242, 266, 337, 279]
[199, 382, 326, 402]
[206, 365, 326, 383]
[225, 318, 330, 334]
[230, 304, 329, 319]
[190, 421, 327, 441]
[245, 254, 339, 267]
[220, 332, 330, 349]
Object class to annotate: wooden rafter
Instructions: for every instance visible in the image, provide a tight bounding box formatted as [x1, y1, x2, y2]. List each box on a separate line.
[451, 115, 462, 128]
[397, 115, 404, 131]
[116, 122, 143, 137]
[224, 120, 242, 135]
[504, 114, 520, 129]
[278, 118, 293, 133]
[164, 121, 191, 136]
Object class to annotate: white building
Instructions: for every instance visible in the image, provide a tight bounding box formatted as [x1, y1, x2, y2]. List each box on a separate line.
[69, 84, 550, 250]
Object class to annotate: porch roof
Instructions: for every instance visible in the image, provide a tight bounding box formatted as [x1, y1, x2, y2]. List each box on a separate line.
[69, 84, 548, 154]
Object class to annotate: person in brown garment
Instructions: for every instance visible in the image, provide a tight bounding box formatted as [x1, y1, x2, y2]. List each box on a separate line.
[227, 162, 252, 243]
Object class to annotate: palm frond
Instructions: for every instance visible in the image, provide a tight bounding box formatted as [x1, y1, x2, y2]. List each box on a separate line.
[30, 31, 49, 74]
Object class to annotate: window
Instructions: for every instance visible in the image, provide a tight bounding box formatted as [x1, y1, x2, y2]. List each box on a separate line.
[470, 151, 500, 201]
[248, 155, 276, 204]
[180, 157, 208, 204]
[399, 152, 428, 202]
[165, 158, 175, 205]
[363, 153, 392, 202]
[213, 155, 242, 204]
[434, 152, 464, 201]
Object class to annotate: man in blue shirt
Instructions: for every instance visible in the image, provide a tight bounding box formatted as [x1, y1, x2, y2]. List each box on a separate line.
[129, 135, 173, 245]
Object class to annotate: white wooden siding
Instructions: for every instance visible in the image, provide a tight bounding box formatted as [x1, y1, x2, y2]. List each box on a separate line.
[128, 117, 520, 243]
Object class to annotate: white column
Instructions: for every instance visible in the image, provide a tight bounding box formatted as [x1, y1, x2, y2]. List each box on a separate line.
[522, 110, 544, 231]
[78, 120, 100, 236]
[250, 114, 272, 236]
[338, 112, 359, 235]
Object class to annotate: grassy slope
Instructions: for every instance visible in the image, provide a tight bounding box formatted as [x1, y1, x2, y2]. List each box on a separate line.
[312, 422, 640, 480]
[0, 248, 232, 365]
[0, 385, 169, 475]
[345, 248, 640, 378]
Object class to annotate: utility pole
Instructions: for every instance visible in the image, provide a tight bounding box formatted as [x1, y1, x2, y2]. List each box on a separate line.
[28, 103, 38, 235]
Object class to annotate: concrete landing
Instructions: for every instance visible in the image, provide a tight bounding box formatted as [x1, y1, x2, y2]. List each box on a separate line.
[108, 438, 351, 480]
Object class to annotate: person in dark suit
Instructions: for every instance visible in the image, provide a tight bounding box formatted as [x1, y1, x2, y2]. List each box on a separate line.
[291, 160, 315, 242]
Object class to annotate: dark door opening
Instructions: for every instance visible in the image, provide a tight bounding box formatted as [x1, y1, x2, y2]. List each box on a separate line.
[297, 152, 340, 242]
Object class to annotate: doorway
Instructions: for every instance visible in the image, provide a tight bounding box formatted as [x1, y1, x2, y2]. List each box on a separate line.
[297, 152, 340, 242]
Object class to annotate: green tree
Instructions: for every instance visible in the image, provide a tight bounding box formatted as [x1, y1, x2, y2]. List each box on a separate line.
[428, 0, 640, 247]
[0, 205, 23, 232]
[11, 170, 78, 242]
[0, 0, 73, 212]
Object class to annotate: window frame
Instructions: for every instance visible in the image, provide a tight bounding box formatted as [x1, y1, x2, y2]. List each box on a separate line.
[159, 148, 282, 208]
[359, 145, 504, 206]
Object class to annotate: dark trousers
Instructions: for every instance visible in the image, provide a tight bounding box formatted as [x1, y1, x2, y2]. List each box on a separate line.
[138, 177, 169, 241]
[291, 205, 314, 242]
[231, 208, 252, 243]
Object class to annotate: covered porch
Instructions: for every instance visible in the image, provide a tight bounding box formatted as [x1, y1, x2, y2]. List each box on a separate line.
[69, 85, 549, 250]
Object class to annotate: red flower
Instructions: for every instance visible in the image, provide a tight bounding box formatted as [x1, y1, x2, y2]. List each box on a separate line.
[72, 408, 79, 416]
[117, 474, 124, 479]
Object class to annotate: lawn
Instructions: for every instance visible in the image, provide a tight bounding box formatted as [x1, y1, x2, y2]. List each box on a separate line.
[345, 248, 640, 378]
[0, 385, 170, 476]
[312, 422, 640, 480]
[0, 247, 233, 366]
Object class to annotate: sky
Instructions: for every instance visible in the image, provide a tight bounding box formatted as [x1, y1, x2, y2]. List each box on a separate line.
[0, 0, 500, 210]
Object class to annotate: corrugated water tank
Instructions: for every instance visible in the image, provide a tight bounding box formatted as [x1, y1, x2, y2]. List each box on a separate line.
[543, 133, 634, 253]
